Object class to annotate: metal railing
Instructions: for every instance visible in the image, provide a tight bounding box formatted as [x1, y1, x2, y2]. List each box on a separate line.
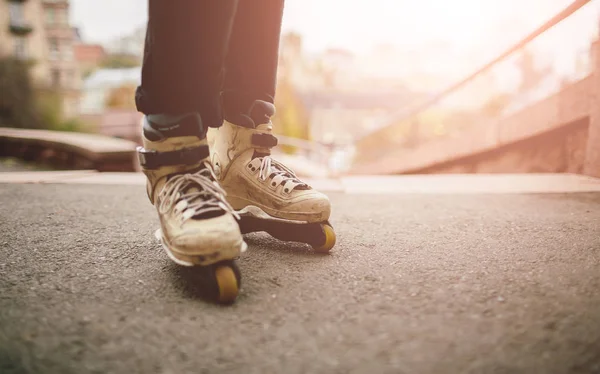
[279, 0, 596, 176]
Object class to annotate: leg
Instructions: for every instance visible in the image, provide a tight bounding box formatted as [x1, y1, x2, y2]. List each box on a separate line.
[136, 1, 246, 303]
[209, 1, 336, 252]
[221, 0, 284, 123]
[136, 0, 238, 128]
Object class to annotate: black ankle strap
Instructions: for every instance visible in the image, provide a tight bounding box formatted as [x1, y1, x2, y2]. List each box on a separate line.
[137, 145, 209, 170]
[251, 133, 278, 148]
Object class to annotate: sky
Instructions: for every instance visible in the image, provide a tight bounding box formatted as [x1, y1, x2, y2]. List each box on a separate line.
[70, 0, 595, 51]
[69, 0, 600, 81]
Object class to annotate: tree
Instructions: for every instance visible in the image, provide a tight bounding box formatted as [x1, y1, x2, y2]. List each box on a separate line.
[0, 58, 39, 128]
[273, 79, 310, 154]
[0, 58, 85, 132]
[100, 54, 141, 69]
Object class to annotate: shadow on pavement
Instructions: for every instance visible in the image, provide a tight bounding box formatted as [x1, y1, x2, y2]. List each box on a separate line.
[165, 234, 330, 303]
[167, 264, 223, 304]
[243, 232, 331, 257]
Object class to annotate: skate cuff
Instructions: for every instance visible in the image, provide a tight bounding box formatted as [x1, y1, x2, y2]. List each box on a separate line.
[137, 145, 209, 170]
[251, 133, 278, 148]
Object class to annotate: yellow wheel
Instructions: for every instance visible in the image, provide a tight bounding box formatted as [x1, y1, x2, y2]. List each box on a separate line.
[313, 223, 336, 253]
[214, 264, 240, 304]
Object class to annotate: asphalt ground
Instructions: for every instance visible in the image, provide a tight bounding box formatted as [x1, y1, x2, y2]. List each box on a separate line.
[0, 183, 599, 374]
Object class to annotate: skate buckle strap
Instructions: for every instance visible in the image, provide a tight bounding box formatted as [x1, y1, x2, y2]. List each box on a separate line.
[251, 133, 278, 148]
[137, 145, 209, 170]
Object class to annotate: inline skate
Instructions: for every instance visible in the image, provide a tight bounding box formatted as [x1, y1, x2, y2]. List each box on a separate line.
[138, 113, 246, 303]
[208, 100, 336, 252]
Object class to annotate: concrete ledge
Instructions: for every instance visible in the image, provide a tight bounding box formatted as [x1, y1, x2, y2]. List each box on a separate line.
[2, 172, 599, 194]
[353, 75, 594, 176]
[0, 128, 138, 172]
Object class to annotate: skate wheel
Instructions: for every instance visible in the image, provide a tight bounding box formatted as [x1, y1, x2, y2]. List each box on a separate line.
[314, 224, 336, 252]
[214, 262, 240, 304]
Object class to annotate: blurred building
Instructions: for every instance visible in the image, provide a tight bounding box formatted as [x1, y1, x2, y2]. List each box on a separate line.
[0, 0, 82, 118]
[277, 32, 423, 146]
[80, 67, 140, 114]
[74, 42, 106, 77]
[96, 109, 143, 143]
[300, 90, 417, 145]
[80, 67, 142, 143]
[0, 0, 51, 84]
[43, 0, 81, 118]
[104, 25, 145, 64]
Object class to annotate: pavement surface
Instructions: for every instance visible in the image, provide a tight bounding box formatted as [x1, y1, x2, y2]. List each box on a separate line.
[1, 179, 600, 374]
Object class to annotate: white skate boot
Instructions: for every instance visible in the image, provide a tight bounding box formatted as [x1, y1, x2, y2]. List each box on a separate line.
[138, 113, 246, 303]
[208, 101, 336, 252]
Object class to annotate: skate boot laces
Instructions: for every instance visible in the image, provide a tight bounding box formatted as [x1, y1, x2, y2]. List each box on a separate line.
[257, 156, 309, 191]
[159, 164, 240, 221]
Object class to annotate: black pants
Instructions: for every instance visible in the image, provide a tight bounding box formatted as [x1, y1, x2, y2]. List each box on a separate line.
[135, 0, 284, 130]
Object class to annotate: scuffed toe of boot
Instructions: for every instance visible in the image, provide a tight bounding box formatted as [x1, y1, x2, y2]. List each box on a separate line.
[283, 190, 331, 222]
[164, 213, 245, 265]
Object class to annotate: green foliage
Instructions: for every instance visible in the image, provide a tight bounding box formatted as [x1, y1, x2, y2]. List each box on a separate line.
[36, 92, 85, 132]
[0, 58, 39, 128]
[36, 91, 62, 129]
[0, 58, 85, 132]
[57, 117, 86, 132]
[273, 79, 310, 154]
[101, 54, 141, 69]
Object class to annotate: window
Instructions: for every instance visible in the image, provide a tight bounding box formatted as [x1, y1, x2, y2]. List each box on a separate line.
[62, 42, 73, 61]
[49, 38, 59, 59]
[51, 69, 61, 87]
[9, 3, 25, 24]
[14, 37, 28, 59]
[43, 7, 67, 25]
[45, 8, 55, 25]
[56, 9, 67, 25]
